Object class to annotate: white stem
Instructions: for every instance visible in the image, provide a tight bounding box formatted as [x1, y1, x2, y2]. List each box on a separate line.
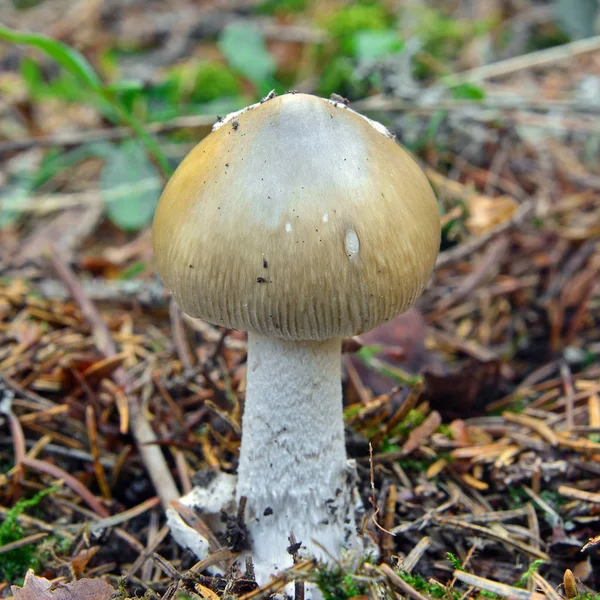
[237, 333, 359, 583]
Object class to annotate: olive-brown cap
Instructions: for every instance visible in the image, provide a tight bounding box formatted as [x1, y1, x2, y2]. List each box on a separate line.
[152, 93, 440, 340]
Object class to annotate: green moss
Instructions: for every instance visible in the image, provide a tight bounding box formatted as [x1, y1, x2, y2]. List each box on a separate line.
[315, 564, 368, 600]
[190, 61, 241, 104]
[391, 408, 425, 438]
[450, 82, 486, 100]
[317, 55, 367, 99]
[436, 424, 454, 439]
[397, 571, 459, 600]
[256, 0, 310, 15]
[342, 404, 363, 420]
[0, 486, 57, 584]
[490, 395, 527, 416]
[506, 485, 529, 509]
[380, 440, 402, 454]
[397, 457, 432, 473]
[515, 559, 546, 588]
[446, 552, 463, 571]
[322, 3, 391, 55]
[539, 489, 568, 507]
[411, 8, 495, 78]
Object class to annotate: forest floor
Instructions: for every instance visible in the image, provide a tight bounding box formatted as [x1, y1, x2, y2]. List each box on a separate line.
[0, 0, 599, 598]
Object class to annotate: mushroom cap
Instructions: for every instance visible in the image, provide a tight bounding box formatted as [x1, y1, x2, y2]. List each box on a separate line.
[152, 93, 440, 340]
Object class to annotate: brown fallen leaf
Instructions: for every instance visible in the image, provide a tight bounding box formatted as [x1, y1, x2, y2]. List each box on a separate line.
[466, 194, 518, 236]
[402, 411, 442, 454]
[11, 570, 115, 600]
[11, 571, 51, 600]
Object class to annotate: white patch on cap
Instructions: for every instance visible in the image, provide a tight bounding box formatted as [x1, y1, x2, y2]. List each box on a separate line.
[345, 230, 360, 260]
[212, 91, 277, 131]
[285, 223, 292, 233]
[324, 98, 394, 139]
[322, 213, 329, 222]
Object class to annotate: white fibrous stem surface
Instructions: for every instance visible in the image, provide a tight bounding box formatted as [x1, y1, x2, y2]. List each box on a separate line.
[237, 333, 360, 586]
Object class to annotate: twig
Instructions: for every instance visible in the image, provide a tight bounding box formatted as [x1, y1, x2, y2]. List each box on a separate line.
[0, 114, 216, 153]
[452, 570, 546, 600]
[531, 572, 562, 600]
[378, 563, 431, 600]
[502, 412, 559, 447]
[127, 524, 170, 580]
[86, 405, 112, 501]
[38, 278, 169, 307]
[0, 532, 49, 555]
[88, 497, 161, 533]
[436, 238, 509, 311]
[369, 443, 394, 536]
[402, 537, 431, 573]
[169, 499, 223, 554]
[557, 485, 600, 504]
[436, 200, 535, 269]
[21, 456, 109, 517]
[169, 299, 196, 372]
[353, 95, 600, 116]
[435, 517, 549, 560]
[560, 362, 576, 430]
[449, 34, 600, 84]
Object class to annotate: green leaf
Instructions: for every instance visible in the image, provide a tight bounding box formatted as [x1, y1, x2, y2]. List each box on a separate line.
[515, 559, 546, 588]
[100, 141, 162, 231]
[446, 552, 464, 571]
[323, 3, 391, 55]
[356, 344, 383, 361]
[0, 486, 57, 583]
[0, 25, 102, 90]
[1, 24, 172, 178]
[218, 22, 276, 86]
[19, 57, 44, 98]
[119, 261, 147, 280]
[353, 30, 403, 61]
[450, 82, 486, 100]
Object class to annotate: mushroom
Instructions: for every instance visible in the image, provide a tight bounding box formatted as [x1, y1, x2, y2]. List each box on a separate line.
[152, 92, 440, 586]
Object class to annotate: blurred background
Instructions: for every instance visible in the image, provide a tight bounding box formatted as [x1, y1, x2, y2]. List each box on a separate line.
[1, 0, 600, 247]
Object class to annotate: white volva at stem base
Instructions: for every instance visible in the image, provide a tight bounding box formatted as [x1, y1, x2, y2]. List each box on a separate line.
[237, 333, 360, 587]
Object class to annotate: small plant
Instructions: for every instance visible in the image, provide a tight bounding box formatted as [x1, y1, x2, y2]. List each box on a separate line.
[407, 7, 495, 79]
[0, 486, 57, 584]
[397, 457, 434, 473]
[446, 552, 463, 571]
[392, 408, 426, 437]
[397, 570, 459, 600]
[256, 0, 310, 16]
[322, 3, 392, 56]
[515, 559, 546, 588]
[436, 424, 454, 439]
[189, 61, 241, 105]
[315, 564, 368, 600]
[0, 25, 170, 176]
[0, 24, 174, 233]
